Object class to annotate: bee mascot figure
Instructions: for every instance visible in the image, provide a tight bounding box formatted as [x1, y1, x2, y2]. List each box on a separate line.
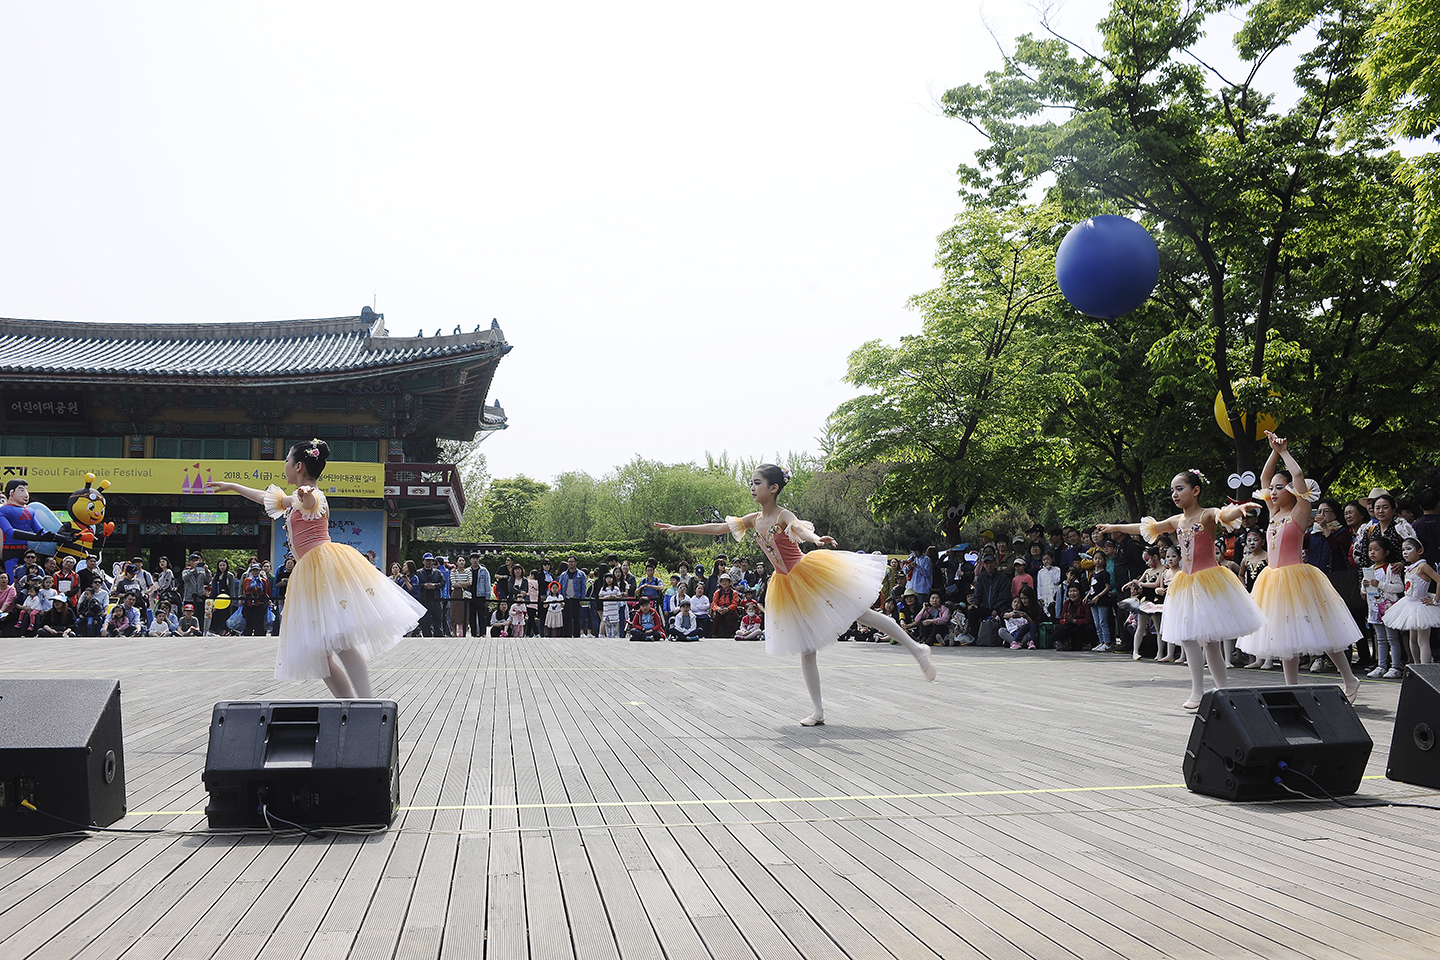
[56, 473, 115, 570]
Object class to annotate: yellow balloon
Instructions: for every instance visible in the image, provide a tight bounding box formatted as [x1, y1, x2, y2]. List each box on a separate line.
[1214, 388, 1279, 440]
[212, 594, 231, 610]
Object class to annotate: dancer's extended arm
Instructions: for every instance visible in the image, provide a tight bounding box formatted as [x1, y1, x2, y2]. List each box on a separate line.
[653, 521, 733, 535]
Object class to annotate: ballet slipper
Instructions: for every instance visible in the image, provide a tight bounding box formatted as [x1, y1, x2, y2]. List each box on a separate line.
[1182, 697, 1203, 710]
[800, 714, 825, 727]
[917, 650, 937, 683]
[1345, 677, 1360, 704]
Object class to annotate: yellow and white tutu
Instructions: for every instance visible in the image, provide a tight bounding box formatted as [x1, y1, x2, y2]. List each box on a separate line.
[764, 550, 887, 656]
[1161, 565, 1265, 645]
[1237, 563, 1360, 658]
[275, 543, 425, 681]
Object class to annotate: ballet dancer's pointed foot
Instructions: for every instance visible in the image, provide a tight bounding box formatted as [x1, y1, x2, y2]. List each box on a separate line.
[1182, 697, 1203, 711]
[1133, 651, 1143, 661]
[800, 714, 825, 727]
[1345, 677, 1360, 704]
[917, 650, 937, 682]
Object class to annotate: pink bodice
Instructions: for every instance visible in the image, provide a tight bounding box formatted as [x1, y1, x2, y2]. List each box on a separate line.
[756, 522, 804, 575]
[1176, 521, 1218, 576]
[1266, 516, 1303, 569]
[287, 509, 331, 559]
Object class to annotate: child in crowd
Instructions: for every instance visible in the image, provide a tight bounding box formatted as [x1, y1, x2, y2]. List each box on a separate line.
[629, 597, 665, 641]
[1000, 595, 1037, 649]
[670, 598, 703, 641]
[687, 582, 710, 637]
[1036, 553, 1061, 618]
[1363, 537, 1407, 678]
[1084, 552, 1115, 652]
[735, 601, 764, 641]
[177, 603, 202, 637]
[544, 582, 565, 637]
[507, 599, 528, 638]
[600, 573, 624, 638]
[1011, 558, 1034, 601]
[1382, 537, 1440, 667]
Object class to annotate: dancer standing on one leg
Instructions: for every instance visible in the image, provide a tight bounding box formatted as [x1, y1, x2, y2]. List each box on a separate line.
[1099, 469, 1263, 710]
[1235, 433, 1361, 701]
[210, 440, 424, 698]
[654, 464, 935, 727]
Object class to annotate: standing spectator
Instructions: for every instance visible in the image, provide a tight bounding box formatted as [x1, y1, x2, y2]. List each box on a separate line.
[208, 559, 236, 636]
[710, 574, 740, 638]
[966, 554, 1012, 638]
[599, 573, 624, 637]
[1036, 553, 1062, 618]
[240, 562, 270, 636]
[149, 557, 178, 610]
[904, 542, 934, 598]
[1363, 537, 1407, 678]
[437, 555, 453, 635]
[182, 553, 210, 613]
[416, 554, 446, 637]
[1413, 489, 1440, 564]
[1086, 552, 1115, 652]
[273, 557, 295, 634]
[468, 555, 492, 639]
[544, 582, 566, 637]
[705, 555, 727, 597]
[637, 560, 664, 607]
[449, 556, 471, 638]
[557, 556, 585, 638]
[1010, 558, 1034, 600]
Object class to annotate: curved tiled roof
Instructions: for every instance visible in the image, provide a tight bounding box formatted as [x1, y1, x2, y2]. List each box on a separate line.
[0, 313, 510, 384]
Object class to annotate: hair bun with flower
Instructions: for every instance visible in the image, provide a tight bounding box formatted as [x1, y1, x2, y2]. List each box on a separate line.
[1186, 467, 1209, 486]
[781, 467, 791, 482]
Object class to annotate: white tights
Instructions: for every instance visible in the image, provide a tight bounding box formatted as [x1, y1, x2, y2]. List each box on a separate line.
[322, 649, 373, 699]
[800, 609, 929, 720]
[1181, 640, 1229, 706]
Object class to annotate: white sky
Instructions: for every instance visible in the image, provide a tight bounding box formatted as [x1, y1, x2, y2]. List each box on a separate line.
[1, 1, 1306, 485]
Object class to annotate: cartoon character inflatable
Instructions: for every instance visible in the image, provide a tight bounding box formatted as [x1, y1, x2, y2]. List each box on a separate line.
[55, 474, 114, 568]
[0, 479, 57, 577]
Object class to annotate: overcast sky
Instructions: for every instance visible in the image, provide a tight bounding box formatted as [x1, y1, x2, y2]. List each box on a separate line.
[2, 1, 1300, 484]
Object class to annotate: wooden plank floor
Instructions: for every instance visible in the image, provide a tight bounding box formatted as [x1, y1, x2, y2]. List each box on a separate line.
[2, 633, 1437, 960]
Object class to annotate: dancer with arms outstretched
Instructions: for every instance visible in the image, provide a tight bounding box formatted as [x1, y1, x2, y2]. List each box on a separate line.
[210, 440, 424, 697]
[1099, 469, 1263, 710]
[654, 464, 935, 727]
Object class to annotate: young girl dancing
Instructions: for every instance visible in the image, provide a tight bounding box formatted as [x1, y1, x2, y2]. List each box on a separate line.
[210, 440, 424, 698]
[1383, 537, 1440, 667]
[1099, 469, 1263, 710]
[654, 464, 935, 726]
[1235, 434, 1361, 701]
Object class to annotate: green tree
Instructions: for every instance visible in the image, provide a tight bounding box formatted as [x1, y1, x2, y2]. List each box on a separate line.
[941, 0, 1440, 492]
[828, 202, 1073, 521]
[481, 475, 550, 543]
[532, 471, 610, 542]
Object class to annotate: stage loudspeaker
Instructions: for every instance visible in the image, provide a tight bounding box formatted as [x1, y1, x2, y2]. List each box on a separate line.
[0, 679, 126, 836]
[1183, 686, 1371, 801]
[1387, 663, 1440, 790]
[202, 700, 399, 828]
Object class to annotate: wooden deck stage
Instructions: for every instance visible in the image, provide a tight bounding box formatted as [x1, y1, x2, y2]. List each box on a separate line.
[2, 634, 1437, 960]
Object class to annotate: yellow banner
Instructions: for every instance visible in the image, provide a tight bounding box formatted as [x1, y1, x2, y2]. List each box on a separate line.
[0, 457, 385, 498]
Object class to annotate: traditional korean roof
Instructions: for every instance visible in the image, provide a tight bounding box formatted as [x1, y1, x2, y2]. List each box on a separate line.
[0, 309, 510, 387]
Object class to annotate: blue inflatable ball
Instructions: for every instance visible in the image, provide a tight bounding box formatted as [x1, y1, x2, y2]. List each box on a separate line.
[1055, 215, 1160, 319]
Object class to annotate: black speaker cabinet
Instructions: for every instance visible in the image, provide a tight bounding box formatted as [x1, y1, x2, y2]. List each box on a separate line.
[203, 700, 399, 828]
[1184, 686, 1372, 801]
[1387, 663, 1440, 790]
[0, 678, 126, 836]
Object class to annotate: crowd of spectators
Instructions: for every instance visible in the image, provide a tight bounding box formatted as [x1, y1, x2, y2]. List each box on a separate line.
[1, 549, 293, 638]
[10, 484, 1434, 671]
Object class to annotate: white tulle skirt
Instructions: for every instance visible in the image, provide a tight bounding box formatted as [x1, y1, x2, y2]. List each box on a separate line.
[1383, 597, 1440, 632]
[274, 543, 426, 681]
[1238, 563, 1360, 657]
[765, 550, 887, 656]
[1161, 565, 1265, 645]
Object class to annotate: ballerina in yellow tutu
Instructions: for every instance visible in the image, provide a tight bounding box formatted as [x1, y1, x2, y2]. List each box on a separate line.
[209, 439, 424, 698]
[1236, 432, 1361, 701]
[1099, 469, 1263, 710]
[653, 464, 935, 727]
